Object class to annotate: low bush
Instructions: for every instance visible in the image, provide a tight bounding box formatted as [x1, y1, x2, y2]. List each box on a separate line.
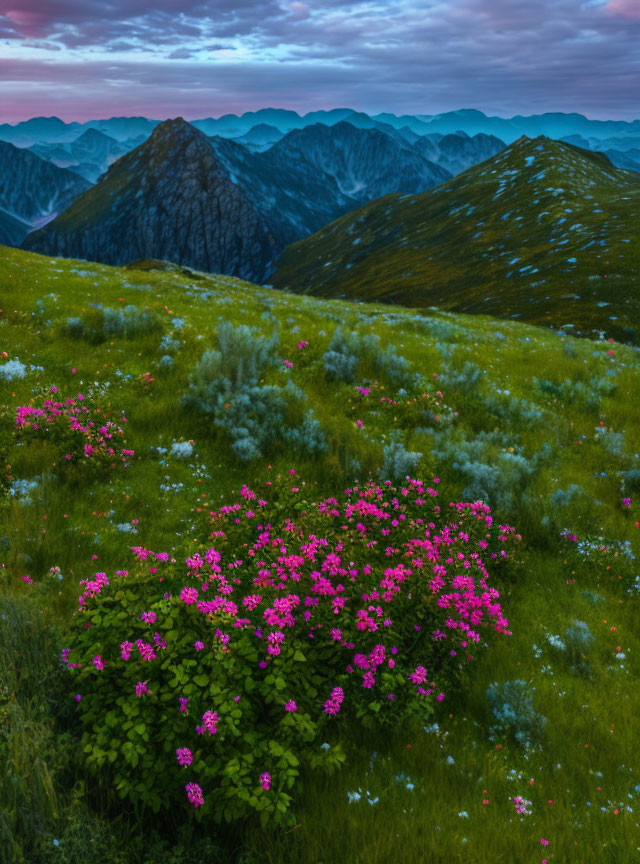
[429, 429, 544, 511]
[65, 475, 519, 826]
[14, 389, 134, 477]
[563, 620, 595, 673]
[380, 433, 423, 481]
[323, 327, 412, 386]
[103, 305, 160, 339]
[438, 360, 483, 395]
[0, 359, 27, 381]
[184, 322, 325, 460]
[486, 680, 546, 748]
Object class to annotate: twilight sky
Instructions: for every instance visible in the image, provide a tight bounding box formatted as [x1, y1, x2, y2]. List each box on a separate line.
[1, 0, 639, 123]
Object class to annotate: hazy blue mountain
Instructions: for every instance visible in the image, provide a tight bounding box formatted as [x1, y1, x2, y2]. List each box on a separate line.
[400, 110, 640, 144]
[0, 139, 91, 245]
[82, 117, 160, 142]
[601, 149, 640, 172]
[28, 128, 130, 183]
[413, 131, 506, 175]
[0, 116, 83, 147]
[4, 108, 640, 157]
[0, 206, 32, 246]
[205, 131, 354, 246]
[232, 124, 285, 151]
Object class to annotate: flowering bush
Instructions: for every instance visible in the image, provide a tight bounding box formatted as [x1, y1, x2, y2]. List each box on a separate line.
[65, 473, 519, 826]
[14, 389, 134, 476]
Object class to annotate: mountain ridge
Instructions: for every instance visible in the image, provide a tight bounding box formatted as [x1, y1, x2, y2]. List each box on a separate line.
[272, 135, 640, 341]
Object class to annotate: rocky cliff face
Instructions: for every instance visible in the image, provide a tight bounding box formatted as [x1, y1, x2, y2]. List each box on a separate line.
[23, 118, 281, 281]
[0, 140, 91, 240]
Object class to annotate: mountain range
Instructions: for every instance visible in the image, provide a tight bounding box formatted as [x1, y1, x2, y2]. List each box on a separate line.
[1, 111, 636, 229]
[3, 108, 640, 151]
[273, 136, 640, 341]
[22, 119, 460, 280]
[4, 108, 640, 341]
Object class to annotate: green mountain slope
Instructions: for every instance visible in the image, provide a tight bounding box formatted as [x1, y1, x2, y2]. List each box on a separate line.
[2, 245, 640, 864]
[273, 136, 640, 342]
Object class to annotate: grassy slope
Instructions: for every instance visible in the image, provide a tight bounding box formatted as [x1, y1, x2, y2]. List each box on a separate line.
[273, 136, 640, 343]
[1, 245, 639, 863]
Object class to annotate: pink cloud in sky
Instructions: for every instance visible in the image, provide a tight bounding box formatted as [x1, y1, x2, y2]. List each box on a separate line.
[4, 7, 50, 36]
[605, 0, 640, 19]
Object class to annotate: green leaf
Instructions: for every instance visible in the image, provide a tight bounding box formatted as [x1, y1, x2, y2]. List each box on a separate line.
[193, 674, 209, 687]
[293, 650, 306, 662]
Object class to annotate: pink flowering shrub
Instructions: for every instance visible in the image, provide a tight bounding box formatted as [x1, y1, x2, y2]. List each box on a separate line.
[65, 474, 519, 825]
[14, 389, 133, 475]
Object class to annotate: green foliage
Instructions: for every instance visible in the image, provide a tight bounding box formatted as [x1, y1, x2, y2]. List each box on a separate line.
[0, 595, 64, 864]
[103, 305, 161, 339]
[380, 433, 423, 481]
[323, 326, 412, 386]
[486, 680, 547, 749]
[64, 477, 517, 827]
[1, 246, 640, 863]
[184, 321, 325, 460]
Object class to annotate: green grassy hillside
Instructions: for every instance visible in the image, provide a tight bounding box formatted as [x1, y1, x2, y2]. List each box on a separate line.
[273, 136, 640, 343]
[1, 245, 639, 863]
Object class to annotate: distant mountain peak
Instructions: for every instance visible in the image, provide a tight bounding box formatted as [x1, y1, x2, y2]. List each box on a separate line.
[148, 116, 198, 140]
[511, 134, 534, 147]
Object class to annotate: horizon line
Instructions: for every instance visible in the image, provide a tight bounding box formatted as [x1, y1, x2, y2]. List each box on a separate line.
[2, 107, 640, 127]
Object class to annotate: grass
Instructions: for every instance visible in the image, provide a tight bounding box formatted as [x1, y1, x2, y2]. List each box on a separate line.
[273, 136, 640, 344]
[0, 244, 639, 862]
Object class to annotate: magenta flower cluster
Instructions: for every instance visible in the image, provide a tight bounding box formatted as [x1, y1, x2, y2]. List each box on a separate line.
[15, 392, 133, 470]
[66, 473, 519, 820]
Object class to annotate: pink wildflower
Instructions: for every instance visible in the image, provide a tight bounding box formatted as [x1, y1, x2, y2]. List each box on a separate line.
[136, 681, 149, 697]
[202, 710, 219, 734]
[180, 586, 199, 605]
[185, 782, 204, 808]
[176, 747, 193, 767]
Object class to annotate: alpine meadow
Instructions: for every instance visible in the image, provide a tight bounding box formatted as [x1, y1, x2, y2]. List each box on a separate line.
[1, 2, 640, 864]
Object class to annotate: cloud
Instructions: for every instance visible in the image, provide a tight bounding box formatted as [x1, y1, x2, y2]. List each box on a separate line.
[0, 0, 638, 121]
[604, 0, 640, 19]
